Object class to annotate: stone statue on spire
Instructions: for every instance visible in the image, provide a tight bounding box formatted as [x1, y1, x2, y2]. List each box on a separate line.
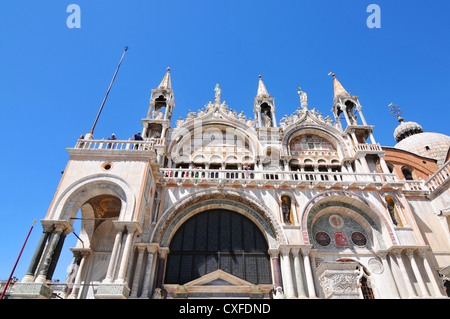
[297, 86, 308, 110]
[214, 83, 221, 106]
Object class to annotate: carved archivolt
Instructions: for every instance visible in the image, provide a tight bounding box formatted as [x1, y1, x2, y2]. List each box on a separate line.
[47, 174, 135, 222]
[151, 188, 287, 248]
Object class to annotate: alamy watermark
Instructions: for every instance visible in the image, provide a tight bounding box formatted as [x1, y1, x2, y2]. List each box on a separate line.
[67, 4, 380, 30]
[66, 4, 81, 28]
[367, 4, 381, 29]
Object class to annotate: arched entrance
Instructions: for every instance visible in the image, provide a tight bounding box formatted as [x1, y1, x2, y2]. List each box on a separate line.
[163, 209, 273, 298]
[165, 209, 271, 285]
[152, 189, 286, 298]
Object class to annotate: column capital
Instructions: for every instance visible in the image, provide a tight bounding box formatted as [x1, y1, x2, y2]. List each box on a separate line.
[290, 247, 301, 256]
[268, 248, 279, 258]
[405, 248, 417, 257]
[376, 250, 389, 259]
[134, 245, 147, 253]
[41, 219, 74, 235]
[158, 247, 170, 258]
[113, 220, 143, 235]
[300, 246, 312, 256]
[146, 243, 160, 254]
[390, 247, 404, 256]
[278, 246, 291, 256]
[70, 247, 93, 258]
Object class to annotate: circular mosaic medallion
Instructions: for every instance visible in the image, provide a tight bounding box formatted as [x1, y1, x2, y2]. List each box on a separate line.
[329, 214, 344, 229]
[351, 232, 367, 247]
[368, 258, 384, 274]
[315, 231, 331, 246]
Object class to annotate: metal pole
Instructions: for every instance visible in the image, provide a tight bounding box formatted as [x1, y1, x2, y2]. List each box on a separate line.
[89, 46, 128, 135]
[1, 219, 36, 299]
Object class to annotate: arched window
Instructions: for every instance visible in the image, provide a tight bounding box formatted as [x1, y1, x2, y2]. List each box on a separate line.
[402, 167, 413, 180]
[164, 210, 271, 285]
[345, 100, 357, 125]
[386, 163, 394, 173]
[260, 103, 273, 127]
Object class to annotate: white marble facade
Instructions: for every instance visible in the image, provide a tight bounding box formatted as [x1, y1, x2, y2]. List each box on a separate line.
[11, 70, 450, 299]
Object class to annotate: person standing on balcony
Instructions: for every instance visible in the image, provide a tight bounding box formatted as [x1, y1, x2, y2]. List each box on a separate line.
[107, 133, 116, 149]
[133, 132, 143, 149]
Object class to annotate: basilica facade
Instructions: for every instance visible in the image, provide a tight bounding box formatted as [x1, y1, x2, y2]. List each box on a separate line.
[11, 68, 450, 299]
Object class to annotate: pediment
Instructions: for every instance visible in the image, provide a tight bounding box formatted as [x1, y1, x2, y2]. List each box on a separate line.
[183, 270, 254, 288]
[163, 269, 273, 298]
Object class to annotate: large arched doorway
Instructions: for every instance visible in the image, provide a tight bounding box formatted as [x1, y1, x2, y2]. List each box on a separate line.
[164, 209, 272, 286]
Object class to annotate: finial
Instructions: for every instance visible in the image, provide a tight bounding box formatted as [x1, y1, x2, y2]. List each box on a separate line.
[328, 71, 335, 78]
[389, 103, 404, 122]
[167, 66, 171, 72]
[259, 74, 262, 79]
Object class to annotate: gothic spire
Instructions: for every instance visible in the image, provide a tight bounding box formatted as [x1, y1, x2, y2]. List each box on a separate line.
[329, 72, 350, 98]
[158, 66, 172, 90]
[257, 74, 271, 98]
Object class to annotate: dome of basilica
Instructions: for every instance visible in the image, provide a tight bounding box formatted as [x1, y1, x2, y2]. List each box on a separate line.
[394, 118, 450, 165]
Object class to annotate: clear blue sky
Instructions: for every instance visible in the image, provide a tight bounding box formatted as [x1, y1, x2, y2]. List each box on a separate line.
[1, 1, 449, 282]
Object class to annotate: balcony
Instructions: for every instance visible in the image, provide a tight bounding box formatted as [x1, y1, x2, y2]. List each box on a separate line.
[160, 167, 405, 190]
[67, 138, 158, 159]
[353, 143, 383, 155]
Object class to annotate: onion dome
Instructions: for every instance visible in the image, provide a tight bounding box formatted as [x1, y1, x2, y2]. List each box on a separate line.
[393, 117, 423, 143]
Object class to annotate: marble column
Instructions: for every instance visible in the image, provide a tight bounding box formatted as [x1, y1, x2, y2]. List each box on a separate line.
[378, 251, 400, 298]
[35, 224, 66, 283]
[417, 250, 446, 297]
[103, 225, 124, 283]
[154, 247, 170, 293]
[116, 226, 137, 283]
[22, 226, 52, 282]
[279, 246, 295, 298]
[46, 229, 69, 281]
[406, 249, 430, 297]
[130, 246, 146, 298]
[341, 105, 352, 127]
[68, 249, 91, 299]
[140, 244, 159, 298]
[356, 106, 368, 126]
[291, 247, 307, 298]
[269, 249, 282, 294]
[378, 154, 391, 175]
[392, 249, 416, 298]
[301, 247, 316, 298]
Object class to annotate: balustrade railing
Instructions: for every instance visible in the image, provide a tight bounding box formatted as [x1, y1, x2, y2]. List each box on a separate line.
[161, 168, 399, 186]
[425, 160, 450, 192]
[74, 138, 156, 151]
[353, 143, 382, 153]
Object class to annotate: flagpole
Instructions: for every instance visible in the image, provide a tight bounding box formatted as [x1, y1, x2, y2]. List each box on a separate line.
[1, 219, 36, 299]
[89, 46, 129, 135]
